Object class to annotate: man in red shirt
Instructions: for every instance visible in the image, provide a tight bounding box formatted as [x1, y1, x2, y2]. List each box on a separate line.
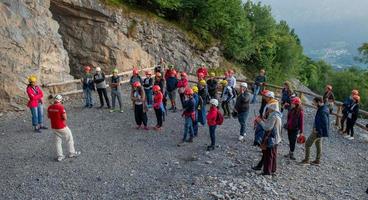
[48, 95, 80, 162]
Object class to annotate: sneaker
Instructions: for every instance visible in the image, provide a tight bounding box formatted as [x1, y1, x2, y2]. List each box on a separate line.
[206, 145, 215, 151]
[136, 125, 141, 130]
[238, 136, 244, 142]
[300, 159, 310, 165]
[109, 109, 115, 113]
[311, 160, 320, 166]
[68, 151, 81, 158]
[98, 105, 104, 109]
[89, 104, 93, 108]
[56, 156, 65, 162]
[290, 154, 296, 160]
[34, 128, 42, 133]
[348, 136, 354, 140]
[260, 172, 271, 176]
[40, 126, 48, 130]
[144, 126, 149, 131]
[252, 166, 262, 171]
[187, 137, 193, 143]
[343, 134, 350, 138]
[120, 110, 124, 113]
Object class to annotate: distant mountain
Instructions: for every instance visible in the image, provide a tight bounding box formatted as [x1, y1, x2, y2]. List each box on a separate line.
[252, 0, 368, 69]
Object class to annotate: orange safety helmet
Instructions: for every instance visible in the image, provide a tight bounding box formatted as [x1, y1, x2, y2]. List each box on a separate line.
[170, 70, 177, 77]
[184, 88, 194, 96]
[132, 81, 141, 88]
[351, 89, 359, 96]
[153, 85, 161, 92]
[84, 66, 91, 72]
[297, 134, 306, 144]
[260, 90, 270, 96]
[291, 97, 301, 105]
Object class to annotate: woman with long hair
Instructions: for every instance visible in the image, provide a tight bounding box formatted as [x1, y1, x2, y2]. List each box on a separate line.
[285, 97, 304, 160]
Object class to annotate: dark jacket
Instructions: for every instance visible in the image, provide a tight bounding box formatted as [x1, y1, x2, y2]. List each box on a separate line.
[235, 91, 250, 113]
[287, 108, 304, 133]
[281, 88, 293, 104]
[154, 78, 165, 92]
[143, 77, 153, 90]
[207, 79, 218, 93]
[259, 99, 267, 116]
[166, 77, 178, 92]
[82, 73, 94, 90]
[314, 105, 330, 137]
[130, 75, 142, 86]
[323, 91, 335, 103]
[254, 75, 266, 86]
[347, 103, 359, 122]
[342, 97, 354, 114]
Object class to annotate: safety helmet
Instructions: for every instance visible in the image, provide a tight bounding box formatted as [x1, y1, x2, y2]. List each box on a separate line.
[199, 80, 207, 86]
[210, 72, 216, 77]
[170, 70, 177, 77]
[112, 68, 118, 73]
[291, 97, 301, 105]
[96, 67, 101, 72]
[28, 75, 37, 83]
[353, 95, 360, 102]
[197, 72, 204, 78]
[181, 72, 187, 77]
[84, 66, 91, 72]
[184, 88, 194, 96]
[132, 81, 141, 88]
[264, 91, 275, 99]
[192, 86, 199, 93]
[240, 82, 248, 88]
[54, 94, 63, 102]
[261, 90, 270, 96]
[297, 134, 306, 144]
[133, 68, 139, 75]
[352, 89, 359, 96]
[210, 99, 219, 107]
[155, 72, 162, 77]
[220, 80, 228, 86]
[152, 85, 161, 92]
[168, 64, 174, 69]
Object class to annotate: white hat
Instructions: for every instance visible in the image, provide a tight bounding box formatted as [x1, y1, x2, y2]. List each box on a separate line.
[265, 91, 275, 98]
[55, 94, 63, 102]
[210, 99, 219, 107]
[96, 67, 101, 72]
[240, 82, 248, 88]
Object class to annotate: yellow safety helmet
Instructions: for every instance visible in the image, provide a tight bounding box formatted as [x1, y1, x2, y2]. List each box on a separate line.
[220, 80, 228, 86]
[192, 85, 199, 93]
[28, 75, 37, 83]
[199, 79, 207, 86]
[210, 72, 216, 77]
[112, 68, 118, 73]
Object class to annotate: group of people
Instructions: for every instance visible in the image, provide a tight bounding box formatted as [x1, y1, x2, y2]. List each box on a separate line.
[26, 63, 362, 179]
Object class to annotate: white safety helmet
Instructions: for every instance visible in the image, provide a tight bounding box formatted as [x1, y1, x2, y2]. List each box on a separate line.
[96, 67, 101, 72]
[55, 94, 63, 102]
[210, 99, 219, 107]
[265, 91, 275, 99]
[240, 82, 248, 88]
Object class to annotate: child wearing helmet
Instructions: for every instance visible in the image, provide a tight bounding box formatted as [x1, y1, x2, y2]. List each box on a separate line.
[179, 88, 196, 144]
[344, 95, 360, 140]
[143, 71, 154, 108]
[206, 99, 220, 151]
[110, 69, 123, 113]
[207, 72, 218, 99]
[177, 72, 189, 109]
[131, 82, 148, 130]
[81, 66, 94, 108]
[285, 97, 304, 160]
[26, 75, 48, 133]
[192, 86, 202, 137]
[220, 80, 233, 118]
[153, 85, 164, 131]
[154, 72, 166, 116]
[93, 67, 110, 109]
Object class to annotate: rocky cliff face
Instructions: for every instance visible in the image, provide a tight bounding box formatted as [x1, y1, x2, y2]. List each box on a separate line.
[0, 0, 222, 111]
[0, 0, 73, 111]
[50, 0, 221, 77]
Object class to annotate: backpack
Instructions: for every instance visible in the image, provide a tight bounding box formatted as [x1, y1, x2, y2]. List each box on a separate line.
[216, 110, 224, 125]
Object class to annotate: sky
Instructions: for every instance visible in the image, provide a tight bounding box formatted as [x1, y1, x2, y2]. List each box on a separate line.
[252, 0, 368, 51]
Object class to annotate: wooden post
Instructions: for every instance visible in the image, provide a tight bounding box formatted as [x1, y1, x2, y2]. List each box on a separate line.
[336, 105, 342, 127]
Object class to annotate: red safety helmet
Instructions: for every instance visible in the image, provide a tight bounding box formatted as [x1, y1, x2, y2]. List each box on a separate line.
[351, 89, 359, 96]
[353, 95, 360, 102]
[297, 134, 306, 144]
[184, 88, 194, 95]
[133, 68, 139, 75]
[197, 72, 204, 78]
[170, 70, 177, 77]
[260, 90, 270, 96]
[291, 97, 301, 105]
[132, 81, 141, 88]
[153, 85, 161, 92]
[181, 72, 187, 77]
[84, 66, 91, 72]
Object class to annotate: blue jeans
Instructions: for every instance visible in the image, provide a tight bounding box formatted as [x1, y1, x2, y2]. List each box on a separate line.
[209, 125, 217, 146]
[183, 117, 194, 141]
[145, 89, 153, 106]
[30, 103, 43, 126]
[251, 85, 261, 103]
[238, 111, 249, 136]
[193, 111, 198, 136]
[83, 88, 93, 106]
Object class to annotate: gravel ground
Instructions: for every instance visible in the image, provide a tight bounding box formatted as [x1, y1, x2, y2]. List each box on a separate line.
[0, 86, 367, 200]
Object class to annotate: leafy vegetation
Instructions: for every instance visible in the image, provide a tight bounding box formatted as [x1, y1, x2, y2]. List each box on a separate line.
[105, 0, 368, 109]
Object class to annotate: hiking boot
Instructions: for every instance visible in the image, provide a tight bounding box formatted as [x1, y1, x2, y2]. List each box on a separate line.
[206, 145, 215, 151]
[252, 166, 262, 171]
[56, 156, 65, 162]
[311, 160, 320, 166]
[68, 151, 81, 158]
[177, 140, 185, 147]
[290, 153, 296, 160]
[300, 159, 310, 165]
[260, 172, 271, 176]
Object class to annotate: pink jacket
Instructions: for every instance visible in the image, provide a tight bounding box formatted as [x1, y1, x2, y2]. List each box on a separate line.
[26, 85, 43, 108]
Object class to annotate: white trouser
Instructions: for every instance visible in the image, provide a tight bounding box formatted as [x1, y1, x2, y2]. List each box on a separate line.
[53, 127, 75, 157]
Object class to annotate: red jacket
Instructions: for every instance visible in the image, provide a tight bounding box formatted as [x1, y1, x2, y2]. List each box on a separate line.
[164, 69, 177, 80]
[197, 67, 208, 78]
[177, 78, 188, 94]
[287, 108, 304, 133]
[26, 85, 43, 108]
[206, 106, 218, 126]
[153, 91, 163, 109]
